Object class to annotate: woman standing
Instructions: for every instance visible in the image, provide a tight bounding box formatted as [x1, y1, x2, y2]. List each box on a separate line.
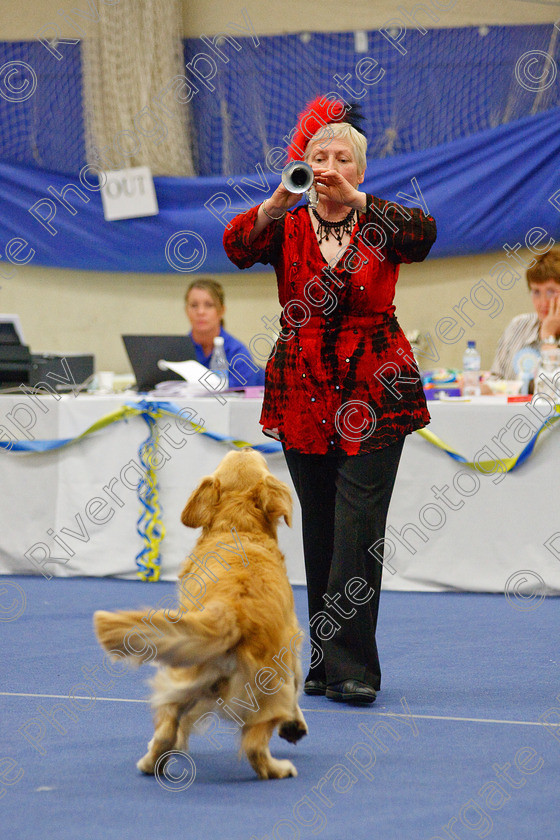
[223, 97, 437, 704]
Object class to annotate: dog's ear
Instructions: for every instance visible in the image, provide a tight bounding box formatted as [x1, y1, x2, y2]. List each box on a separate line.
[181, 476, 220, 528]
[255, 474, 292, 527]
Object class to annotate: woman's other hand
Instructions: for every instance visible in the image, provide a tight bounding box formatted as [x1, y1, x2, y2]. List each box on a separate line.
[540, 292, 560, 340]
[312, 167, 365, 209]
[264, 183, 302, 215]
[247, 185, 300, 244]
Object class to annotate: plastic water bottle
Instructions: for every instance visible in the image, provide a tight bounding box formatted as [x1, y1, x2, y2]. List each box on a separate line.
[534, 347, 560, 399]
[209, 335, 229, 389]
[462, 340, 481, 397]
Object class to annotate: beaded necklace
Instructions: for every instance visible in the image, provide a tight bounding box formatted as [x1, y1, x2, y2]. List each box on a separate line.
[312, 207, 356, 246]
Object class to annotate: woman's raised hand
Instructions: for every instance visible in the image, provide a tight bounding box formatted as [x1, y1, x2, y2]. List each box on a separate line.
[312, 168, 363, 208]
[265, 183, 303, 214]
[541, 294, 560, 340]
[248, 184, 300, 243]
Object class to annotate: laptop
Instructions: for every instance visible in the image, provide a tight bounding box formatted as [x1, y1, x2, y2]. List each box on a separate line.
[0, 314, 25, 345]
[122, 334, 197, 391]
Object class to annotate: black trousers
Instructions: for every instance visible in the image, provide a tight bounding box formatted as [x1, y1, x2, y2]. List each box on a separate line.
[283, 439, 405, 690]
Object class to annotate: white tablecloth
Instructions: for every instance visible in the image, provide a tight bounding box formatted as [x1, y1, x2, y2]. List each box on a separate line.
[1, 393, 559, 594]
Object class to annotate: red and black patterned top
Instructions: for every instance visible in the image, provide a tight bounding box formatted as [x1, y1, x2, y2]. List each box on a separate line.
[223, 194, 437, 455]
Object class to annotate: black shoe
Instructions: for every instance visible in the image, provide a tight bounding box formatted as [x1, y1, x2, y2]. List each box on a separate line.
[325, 679, 377, 705]
[303, 679, 327, 696]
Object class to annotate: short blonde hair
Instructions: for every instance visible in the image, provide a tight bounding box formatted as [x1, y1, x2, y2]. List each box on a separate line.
[304, 122, 367, 175]
[526, 246, 560, 288]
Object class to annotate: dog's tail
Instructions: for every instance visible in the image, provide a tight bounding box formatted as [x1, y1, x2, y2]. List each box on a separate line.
[93, 602, 240, 668]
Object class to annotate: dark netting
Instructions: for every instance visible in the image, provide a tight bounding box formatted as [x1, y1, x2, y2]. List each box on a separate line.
[184, 23, 560, 176]
[0, 41, 85, 175]
[0, 24, 557, 177]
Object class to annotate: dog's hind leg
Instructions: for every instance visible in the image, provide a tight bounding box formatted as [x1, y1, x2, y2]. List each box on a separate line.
[241, 720, 297, 780]
[137, 704, 182, 774]
[172, 705, 205, 753]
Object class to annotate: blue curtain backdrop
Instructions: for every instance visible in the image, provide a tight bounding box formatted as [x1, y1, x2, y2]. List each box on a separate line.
[0, 25, 559, 273]
[183, 24, 560, 177]
[0, 107, 559, 273]
[3, 26, 557, 177]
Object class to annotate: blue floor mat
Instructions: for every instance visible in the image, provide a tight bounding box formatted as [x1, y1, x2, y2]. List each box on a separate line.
[1, 576, 559, 840]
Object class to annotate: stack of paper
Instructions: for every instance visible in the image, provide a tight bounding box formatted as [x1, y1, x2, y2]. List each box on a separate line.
[148, 358, 225, 398]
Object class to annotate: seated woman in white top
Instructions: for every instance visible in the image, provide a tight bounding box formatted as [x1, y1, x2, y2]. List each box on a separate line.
[489, 247, 560, 381]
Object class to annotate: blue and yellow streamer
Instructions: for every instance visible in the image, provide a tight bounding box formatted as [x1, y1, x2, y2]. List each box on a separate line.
[0, 400, 282, 455]
[415, 406, 560, 473]
[0, 399, 281, 581]
[134, 408, 166, 581]
[2, 399, 559, 580]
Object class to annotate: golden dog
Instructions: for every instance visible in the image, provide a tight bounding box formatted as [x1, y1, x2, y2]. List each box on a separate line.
[94, 448, 307, 780]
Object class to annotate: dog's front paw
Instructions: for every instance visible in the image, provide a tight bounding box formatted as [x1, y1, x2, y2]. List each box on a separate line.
[137, 753, 156, 775]
[278, 719, 308, 744]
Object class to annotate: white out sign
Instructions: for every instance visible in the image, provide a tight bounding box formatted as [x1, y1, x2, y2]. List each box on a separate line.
[100, 166, 159, 221]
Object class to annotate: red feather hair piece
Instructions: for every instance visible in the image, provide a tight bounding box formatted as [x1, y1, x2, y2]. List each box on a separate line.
[286, 95, 350, 161]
